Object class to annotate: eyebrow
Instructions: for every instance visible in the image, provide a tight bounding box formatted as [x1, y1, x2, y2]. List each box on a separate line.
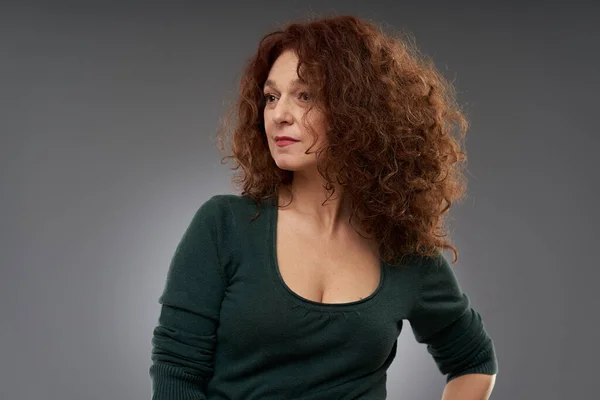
[263, 78, 307, 91]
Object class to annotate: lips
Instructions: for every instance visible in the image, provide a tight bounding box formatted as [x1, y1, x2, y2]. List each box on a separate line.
[275, 136, 299, 142]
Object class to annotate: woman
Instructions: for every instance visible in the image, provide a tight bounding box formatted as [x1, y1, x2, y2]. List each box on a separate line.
[150, 15, 498, 400]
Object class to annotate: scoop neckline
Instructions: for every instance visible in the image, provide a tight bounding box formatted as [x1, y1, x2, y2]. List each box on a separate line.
[268, 196, 386, 311]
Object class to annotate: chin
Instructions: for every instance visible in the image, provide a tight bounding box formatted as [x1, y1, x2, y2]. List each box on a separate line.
[273, 157, 315, 172]
[274, 160, 301, 171]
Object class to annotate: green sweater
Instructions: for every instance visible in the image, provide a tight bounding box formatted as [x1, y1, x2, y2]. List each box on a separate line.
[150, 194, 498, 399]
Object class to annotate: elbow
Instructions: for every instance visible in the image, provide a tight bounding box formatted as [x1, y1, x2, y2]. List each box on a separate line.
[445, 341, 498, 383]
[424, 309, 499, 382]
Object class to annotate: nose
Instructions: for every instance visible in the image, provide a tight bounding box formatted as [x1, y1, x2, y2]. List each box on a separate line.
[272, 97, 293, 125]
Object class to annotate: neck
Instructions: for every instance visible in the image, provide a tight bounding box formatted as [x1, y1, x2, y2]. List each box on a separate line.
[278, 170, 351, 238]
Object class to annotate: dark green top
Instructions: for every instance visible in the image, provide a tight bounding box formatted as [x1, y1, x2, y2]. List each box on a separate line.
[150, 194, 498, 399]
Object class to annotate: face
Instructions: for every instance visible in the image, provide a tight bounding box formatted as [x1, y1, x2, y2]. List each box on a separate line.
[263, 49, 327, 173]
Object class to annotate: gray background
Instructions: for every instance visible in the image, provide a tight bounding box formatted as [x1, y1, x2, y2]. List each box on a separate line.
[2, 1, 598, 399]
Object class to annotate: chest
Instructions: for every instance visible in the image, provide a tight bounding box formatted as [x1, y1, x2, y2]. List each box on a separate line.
[275, 211, 382, 304]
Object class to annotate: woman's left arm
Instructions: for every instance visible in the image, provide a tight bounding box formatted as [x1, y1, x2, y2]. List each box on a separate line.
[442, 373, 497, 400]
[407, 253, 499, 396]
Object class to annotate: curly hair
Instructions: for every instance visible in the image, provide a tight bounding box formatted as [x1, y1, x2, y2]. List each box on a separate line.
[216, 15, 470, 266]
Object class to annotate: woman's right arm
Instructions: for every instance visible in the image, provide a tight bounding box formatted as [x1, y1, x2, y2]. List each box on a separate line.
[150, 197, 228, 400]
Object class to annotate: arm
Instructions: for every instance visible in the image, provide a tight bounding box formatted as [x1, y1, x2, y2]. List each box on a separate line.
[150, 197, 228, 400]
[442, 373, 496, 400]
[407, 253, 499, 394]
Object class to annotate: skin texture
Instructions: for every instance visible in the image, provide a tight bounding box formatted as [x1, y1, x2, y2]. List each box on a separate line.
[262, 49, 353, 236]
[442, 374, 496, 400]
[263, 49, 327, 175]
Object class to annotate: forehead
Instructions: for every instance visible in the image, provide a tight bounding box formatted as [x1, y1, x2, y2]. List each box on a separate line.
[264, 50, 308, 89]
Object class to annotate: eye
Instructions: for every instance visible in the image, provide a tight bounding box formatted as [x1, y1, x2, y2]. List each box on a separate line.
[299, 92, 312, 102]
[263, 93, 277, 103]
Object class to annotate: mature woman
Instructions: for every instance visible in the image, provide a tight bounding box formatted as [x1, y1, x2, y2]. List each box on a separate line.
[150, 15, 498, 400]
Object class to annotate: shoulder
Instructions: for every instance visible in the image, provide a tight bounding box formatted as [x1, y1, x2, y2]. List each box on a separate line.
[195, 193, 271, 231]
[395, 251, 454, 274]
[197, 193, 253, 213]
[412, 252, 461, 290]
[201, 193, 264, 218]
[192, 194, 269, 280]
[385, 251, 446, 275]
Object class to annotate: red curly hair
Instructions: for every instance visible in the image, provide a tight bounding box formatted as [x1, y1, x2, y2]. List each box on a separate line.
[216, 15, 470, 266]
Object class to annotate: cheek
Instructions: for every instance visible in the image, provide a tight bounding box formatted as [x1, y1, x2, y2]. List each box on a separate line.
[305, 114, 327, 140]
[263, 113, 273, 133]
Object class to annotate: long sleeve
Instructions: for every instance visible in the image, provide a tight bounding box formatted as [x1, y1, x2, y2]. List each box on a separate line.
[408, 253, 498, 382]
[150, 197, 228, 399]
